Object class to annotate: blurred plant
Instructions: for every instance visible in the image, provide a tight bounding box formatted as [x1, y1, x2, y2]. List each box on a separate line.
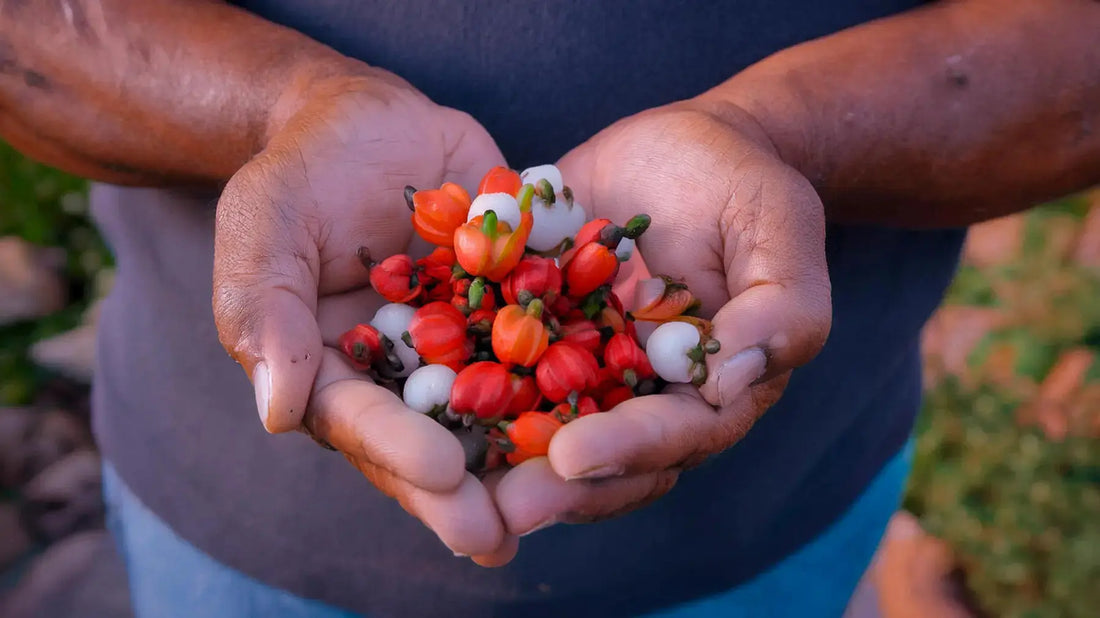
[0, 142, 107, 406]
[908, 193, 1100, 618]
[906, 379, 1100, 618]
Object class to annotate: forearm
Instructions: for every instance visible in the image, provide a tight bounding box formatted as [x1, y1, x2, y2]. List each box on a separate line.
[0, 0, 371, 186]
[707, 0, 1100, 227]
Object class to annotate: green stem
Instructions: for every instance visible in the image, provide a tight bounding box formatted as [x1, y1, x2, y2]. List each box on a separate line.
[526, 298, 545, 319]
[623, 214, 651, 239]
[534, 178, 556, 204]
[623, 369, 638, 388]
[468, 277, 486, 310]
[516, 183, 536, 213]
[481, 210, 499, 238]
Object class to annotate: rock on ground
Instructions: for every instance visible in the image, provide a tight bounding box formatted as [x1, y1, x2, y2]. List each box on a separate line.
[0, 504, 32, 572]
[0, 237, 66, 326]
[0, 531, 132, 618]
[20, 451, 104, 544]
[0, 408, 92, 491]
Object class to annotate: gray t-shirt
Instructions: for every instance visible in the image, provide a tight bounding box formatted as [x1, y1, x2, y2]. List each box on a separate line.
[89, 1, 962, 616]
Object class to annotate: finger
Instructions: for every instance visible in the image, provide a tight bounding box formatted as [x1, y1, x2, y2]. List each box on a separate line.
[699, 162, 831, 407]
[213, 154, 323, 433]
[468, 469, 520, 567]
[547, 383, 764, 480]
[304, 348, 466, 492]
[469, 534, 520, 568]
[352, 458, 505, 557]
[494, 458, 678, 536]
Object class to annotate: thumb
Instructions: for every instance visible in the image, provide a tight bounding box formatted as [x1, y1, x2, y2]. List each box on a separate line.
[213, 154, 323, 433]
[698, 162, 832, 408]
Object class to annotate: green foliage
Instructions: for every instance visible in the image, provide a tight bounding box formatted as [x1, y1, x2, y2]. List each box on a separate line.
[945, 265, 1000, 308]
[906, 379, 1100, 618]
[0, 142, 103, 405]
[909, 197, 1100, 617]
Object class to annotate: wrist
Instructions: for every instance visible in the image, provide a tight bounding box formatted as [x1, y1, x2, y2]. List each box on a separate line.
[261, 56, 417, 152]
[693, 68, 820, 187]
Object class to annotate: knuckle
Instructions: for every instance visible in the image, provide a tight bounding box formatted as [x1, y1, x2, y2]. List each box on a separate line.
[792, 283, 833, 363]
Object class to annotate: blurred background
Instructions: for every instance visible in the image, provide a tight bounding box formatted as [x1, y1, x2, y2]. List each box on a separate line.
[0, 141, 1097, 618]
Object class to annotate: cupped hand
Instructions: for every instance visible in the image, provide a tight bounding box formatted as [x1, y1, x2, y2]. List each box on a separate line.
[494, 100, 833, 535]
[212, 72, 516, 563]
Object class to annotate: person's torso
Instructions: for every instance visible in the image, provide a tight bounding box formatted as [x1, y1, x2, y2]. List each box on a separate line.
[89, 2, 962, 617]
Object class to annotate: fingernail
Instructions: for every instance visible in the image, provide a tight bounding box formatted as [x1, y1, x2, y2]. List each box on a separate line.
[564, 463, 624, 481]
[253, 362, 271, 428]
[716, 348, 767, 408]
[520, 517, 558, 537]
[453, 551, 469, 558]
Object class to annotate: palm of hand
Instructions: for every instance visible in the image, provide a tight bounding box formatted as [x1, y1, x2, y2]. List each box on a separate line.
[213, 81, 517, 561]
[491, 103, 832, 542]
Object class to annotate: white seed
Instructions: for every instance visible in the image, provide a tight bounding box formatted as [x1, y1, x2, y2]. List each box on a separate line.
[528, 197, 588, 252]
[402, 365, 457, 414]
[645, 321, 700, 383]
[370, 303, 419, 377]
[467, 193, 521, 230]
[519, 164, 564, 194]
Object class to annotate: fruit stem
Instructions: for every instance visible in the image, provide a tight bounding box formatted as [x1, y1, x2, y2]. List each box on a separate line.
[468, 277, 486, 310]
[534, 178, 556, 204]
[580, 286, 611, 320]
[623, 369, 638, 388]
[687, 345, 705, 363]
[623, 214, 651, 239]
[351, 341, 367, 360]
[690, 362, 708, 386]
[516, 183, 535, 213]
[526, 298, 545, 319]
[481, 210, 499, 238]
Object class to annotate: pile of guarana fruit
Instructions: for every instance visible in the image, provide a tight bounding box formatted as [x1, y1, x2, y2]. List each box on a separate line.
[338, 164, 718, 472]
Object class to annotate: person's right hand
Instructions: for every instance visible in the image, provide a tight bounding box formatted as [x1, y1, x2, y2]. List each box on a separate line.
[212, 70, 517, 563]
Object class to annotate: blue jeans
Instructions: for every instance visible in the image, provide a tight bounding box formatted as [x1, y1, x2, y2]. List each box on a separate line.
[103, 443, 911, 618]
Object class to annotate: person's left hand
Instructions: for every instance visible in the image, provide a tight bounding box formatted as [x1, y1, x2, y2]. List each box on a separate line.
[491, 99, 833, 537]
